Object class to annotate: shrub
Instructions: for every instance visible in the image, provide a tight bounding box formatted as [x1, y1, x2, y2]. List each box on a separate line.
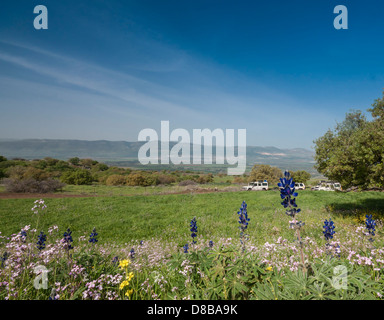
[68, 157, 80, 166]
[233, 176, 247, 184]
[5, 165, 27, 180]
[126, 173, 146, 186]
[178, 180, 197, 186]
[197, 174, 214, 184]
[248, 164, 282, 184]
[3, 178, 66, 193]
[96, 163, 109, 171]
[106, 175, 126, 186]
[23, 167, 50, 181]
[157, 174, 176, 185]
[60, 169, 93, 185]
[125, 172, 159, 187]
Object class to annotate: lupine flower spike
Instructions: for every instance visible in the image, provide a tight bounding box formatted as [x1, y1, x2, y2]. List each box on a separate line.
[63, 228, 74, 251]
[278, 170, 306, 271]
[365, 215, 376, 243]
[323, 218, 336, 256]
[89, 227, 98, 244]
[237, 201, 250, 252]
[190, 217, 198, 245]
[37, 232, 47, 251]
[323, 219, 336, 241]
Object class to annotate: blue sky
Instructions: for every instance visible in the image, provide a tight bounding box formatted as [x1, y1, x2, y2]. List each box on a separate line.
[0, 0, 383, 149]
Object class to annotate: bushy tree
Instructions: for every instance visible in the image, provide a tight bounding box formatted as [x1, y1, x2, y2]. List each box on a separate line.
[60, 169, 93, 185]
[96, 163, 109, 171]
[291, 170, 311, 184]
[126, 173, 147, 186]
[248, 164, 282, 184]
[68, 157, 80, 166]
[105, 174, 126, 186]
[314, 92, 384, 189]
[5, 166, 27, 180]
[197, 173, 214, 184]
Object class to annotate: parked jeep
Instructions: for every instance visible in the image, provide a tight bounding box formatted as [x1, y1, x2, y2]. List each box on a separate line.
[311, 181, 342, 191]
[295, 183, 306, 190]
[243, 180, 268, 191]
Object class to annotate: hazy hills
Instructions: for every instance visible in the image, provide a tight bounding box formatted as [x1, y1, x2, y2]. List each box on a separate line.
[0, 139, 318, 176]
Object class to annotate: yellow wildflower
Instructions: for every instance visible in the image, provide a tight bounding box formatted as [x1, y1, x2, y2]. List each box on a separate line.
[126, 272, 134, 281]
[119, 280, 129, 290]
[266, 266, 273, 272]
[119, 259, 130, 269]
[125, 289, 133, 298]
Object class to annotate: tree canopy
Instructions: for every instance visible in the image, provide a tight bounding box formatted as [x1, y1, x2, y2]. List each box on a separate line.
[248, 164, 282, 185]
[291, 170, 311, 184]
[314, 91, 384, 189]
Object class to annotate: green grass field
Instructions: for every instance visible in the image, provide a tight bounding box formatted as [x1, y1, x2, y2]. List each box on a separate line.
[1, 188, 383, 246]
[2, 187, 384, 300]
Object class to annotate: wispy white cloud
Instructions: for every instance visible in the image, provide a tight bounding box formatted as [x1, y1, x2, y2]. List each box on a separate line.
[0, 39, 338, 148]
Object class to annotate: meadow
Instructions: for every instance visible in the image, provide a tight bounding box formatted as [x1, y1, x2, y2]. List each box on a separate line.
[1, 186, 384, 300]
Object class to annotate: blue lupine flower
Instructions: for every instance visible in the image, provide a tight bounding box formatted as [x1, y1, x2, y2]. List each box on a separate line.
[237, 201, 250, 252]
[129, 248, 135, 260]
[278, 171, 301, 217]
[209, 240, 214, 248]
[37, 232, 47, 251]
[323, 218, 336, 241]
[190, 217, 198, 244]
[63, 228, 73, 250]
[89, 227, 98, 244]
[183, 243, 189, 253]
[365, 215, 376, 241]
[140, 240, 144, 246]
[237, 201, 250, 233]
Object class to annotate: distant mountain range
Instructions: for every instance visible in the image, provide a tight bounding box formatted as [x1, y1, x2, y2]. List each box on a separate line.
[0, 139, 318, 176]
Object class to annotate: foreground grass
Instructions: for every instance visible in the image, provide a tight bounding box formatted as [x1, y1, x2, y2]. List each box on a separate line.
[59, 182, 238, 197]
[1, 189, 384, 300]
[1, 190, 384, 246]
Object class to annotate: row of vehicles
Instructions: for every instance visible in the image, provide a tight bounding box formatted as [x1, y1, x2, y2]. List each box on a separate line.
[242, 180, 341, 191]
[311, 181, 342, 191]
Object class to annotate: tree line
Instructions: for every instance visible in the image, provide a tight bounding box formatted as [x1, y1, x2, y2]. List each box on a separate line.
[0, 156, 215, 193]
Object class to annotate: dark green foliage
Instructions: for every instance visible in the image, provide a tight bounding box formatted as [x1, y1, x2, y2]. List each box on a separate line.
[60, 169, 93, 185]
[168, 245, 267, 300]
[291, 170, 311, 184]
[248, 164, 282, 184]
[252, 257, 379, 300]
[314, 92, 384, 189]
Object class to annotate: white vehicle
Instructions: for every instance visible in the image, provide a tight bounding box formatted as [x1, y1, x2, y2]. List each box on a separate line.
[243, 180, 268, 191]
[333, 182, 342, 191]
[295, 183, 306, 190]
[312, 181, 342, 191]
